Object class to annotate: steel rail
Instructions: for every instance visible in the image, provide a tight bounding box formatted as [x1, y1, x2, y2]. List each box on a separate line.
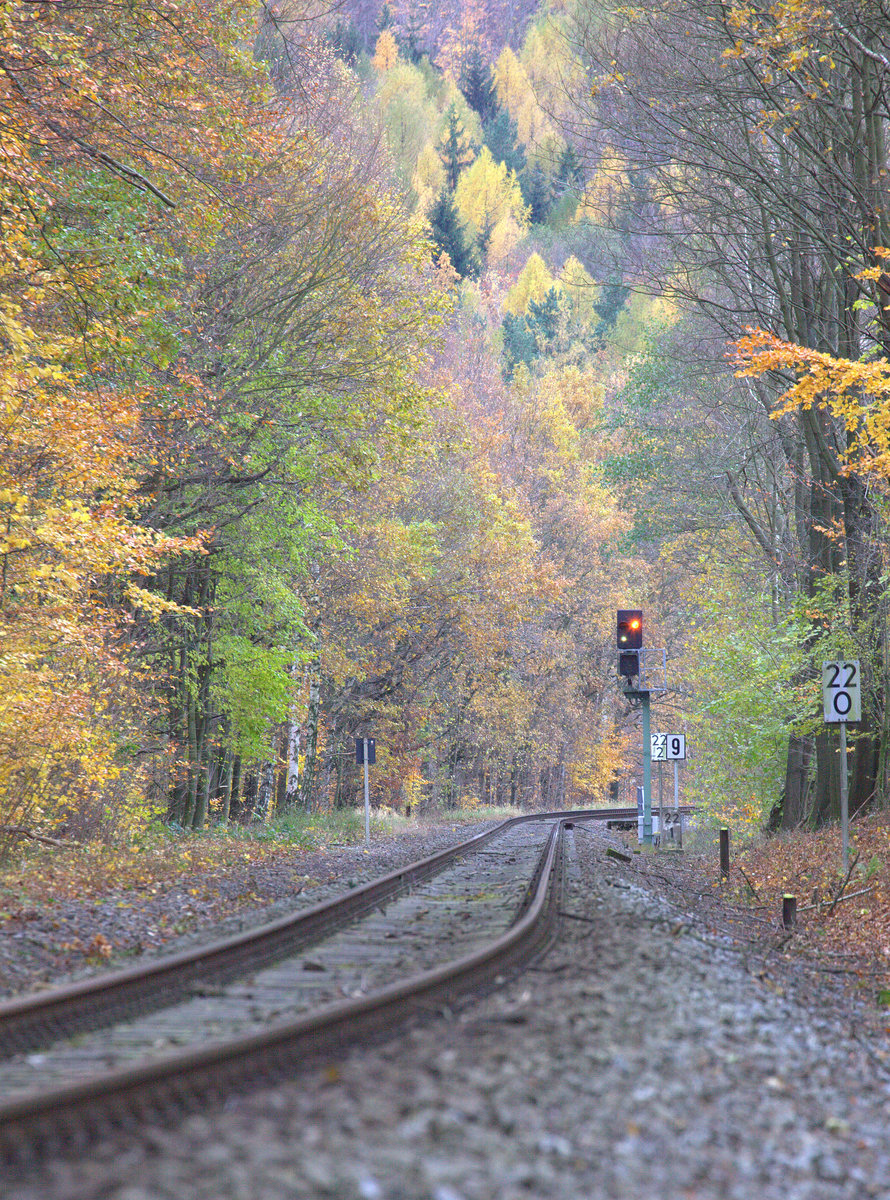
[0, 817, 568, 1165]
[0, 805, 656, 1055]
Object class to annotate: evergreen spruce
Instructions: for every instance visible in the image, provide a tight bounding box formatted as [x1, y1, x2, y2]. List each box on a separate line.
[327, 19, 362, 65]
[519, 164, 553, 224]
[439, 104, 476, 191]
[526, 287, 563, 351]
[428, 189, 477, 278]
[501, 313, 539, 378]
[460, 49, 497, 122]
[554, 143, 584, 191]
[482, 109, 526, 175]
[594, 281, 630, 335]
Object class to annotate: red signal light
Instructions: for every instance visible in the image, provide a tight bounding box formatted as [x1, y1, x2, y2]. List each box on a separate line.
[617, 609, 643, 650]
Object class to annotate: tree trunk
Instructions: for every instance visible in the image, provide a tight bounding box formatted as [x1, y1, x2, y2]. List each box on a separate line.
[253, 761, 275, 824]
[780, 735, 812, 829]
[240, 769, 257, 823]
[283, 719, 301, 811]
[218, 750, 233, 825]
[298, 673, 321, 812]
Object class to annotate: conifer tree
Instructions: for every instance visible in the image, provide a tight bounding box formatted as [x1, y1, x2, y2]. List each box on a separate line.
[438, 103, 476, 191]
[519, 164, 553, 224]
[460, 49, 497, 122]
[527, 287, 563, 351]
[502, 313, 538, 378]
[555, 143, 583, 192]
[482, 109, 526, 175]
[428, 188, 477, 278]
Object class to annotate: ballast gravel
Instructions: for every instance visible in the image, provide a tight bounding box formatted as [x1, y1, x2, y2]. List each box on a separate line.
[6, 822, 890, 1200]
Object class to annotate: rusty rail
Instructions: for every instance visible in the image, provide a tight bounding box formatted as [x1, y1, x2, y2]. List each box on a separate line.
[0, 816, 571, 1165]
[0, 806, 654, 1056]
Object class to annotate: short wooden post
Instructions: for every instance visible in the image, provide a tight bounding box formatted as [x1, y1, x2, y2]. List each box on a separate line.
[782, 894, 797, 929]
[719, 827, 730, 880]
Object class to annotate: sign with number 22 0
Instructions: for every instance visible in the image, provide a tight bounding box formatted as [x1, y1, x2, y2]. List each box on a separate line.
[822, 660, 861, 723]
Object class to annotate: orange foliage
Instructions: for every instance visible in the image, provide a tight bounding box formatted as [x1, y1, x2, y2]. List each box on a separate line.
[732, 326, 890, 481]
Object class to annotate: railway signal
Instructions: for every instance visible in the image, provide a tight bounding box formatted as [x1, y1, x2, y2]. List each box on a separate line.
[617, 609, 643, 683]
[617, 609, 643, 649]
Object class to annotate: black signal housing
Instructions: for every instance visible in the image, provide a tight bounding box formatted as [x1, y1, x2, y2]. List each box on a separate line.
[617, 609, 643, 650]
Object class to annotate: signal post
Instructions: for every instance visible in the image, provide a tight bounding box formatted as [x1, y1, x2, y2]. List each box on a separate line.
[617, 611, 650, 844]
[617, 610, 672, 846]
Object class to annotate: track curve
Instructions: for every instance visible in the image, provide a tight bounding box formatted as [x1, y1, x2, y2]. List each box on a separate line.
[0, 806, 689, 1167]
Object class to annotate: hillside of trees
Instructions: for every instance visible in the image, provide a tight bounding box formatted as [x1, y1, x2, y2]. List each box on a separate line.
[2, 0, 889, 846]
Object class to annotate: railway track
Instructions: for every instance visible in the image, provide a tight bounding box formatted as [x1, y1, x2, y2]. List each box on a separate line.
[0, 807, 666, 1167]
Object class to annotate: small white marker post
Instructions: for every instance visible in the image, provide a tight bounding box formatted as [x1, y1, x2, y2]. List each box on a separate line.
[822, 660, 861, 873]
[356, 737, 376, 848]
[363, 738, 370, 848]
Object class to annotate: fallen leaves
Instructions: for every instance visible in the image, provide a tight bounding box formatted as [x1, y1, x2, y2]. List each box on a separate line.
[728, 812, 890, 987]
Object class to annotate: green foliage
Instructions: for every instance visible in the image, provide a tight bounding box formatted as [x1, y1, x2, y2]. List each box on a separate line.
[675, 557, 801, 824]
[527, 287, 563, 351]
[594, 280, 630, 335]
[483, 110, 526, 174]
[519, 164, 553, 224]
[213, 635, 296, 760]
[379, 62, 440, 188]
[502, 312, 539, 378]
[500, 285, 571, 376]
[439, 103, 477, 191]
[460, 49, 497, 123]
[327, 20, 363, 65]
[428, 189, 478, 278]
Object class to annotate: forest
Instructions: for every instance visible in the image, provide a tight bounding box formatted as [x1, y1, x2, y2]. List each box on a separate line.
[1, 0, 889, 846]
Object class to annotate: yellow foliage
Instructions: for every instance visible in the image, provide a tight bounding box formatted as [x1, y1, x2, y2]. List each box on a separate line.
[576, 145, 632, 225]
[504, 253, 557, 315]
[372, 30, 400, 72]
[412, 141, 446, 213]
[733, 328, 890, 483]
[559, 256, 600, 324]
[493, 47, 556, 160]
[454, 147, 529, 253]
[0, 0, 267, 834]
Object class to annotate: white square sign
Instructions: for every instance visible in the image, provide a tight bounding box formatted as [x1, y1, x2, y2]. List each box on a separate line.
[822, 660, 861, 723]
[651, 733, 686, 761]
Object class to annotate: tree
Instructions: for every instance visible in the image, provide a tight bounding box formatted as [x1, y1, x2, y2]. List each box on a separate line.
[502, 313, 539, 377]
[372, 30, 400, 71]
[428, 189, 478, 277]
[453, 146, 529, 257]
[567, 0, 890, 822]
[460, 49, 498, 122]
[0, 0, 279, 839]
[504, 253, 557, 315]
[519, 164, 553, 224]
[482, 109, 527, 175]
[438, 103, 477, 191]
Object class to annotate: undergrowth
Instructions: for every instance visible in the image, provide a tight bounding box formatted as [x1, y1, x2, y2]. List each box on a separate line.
[721, 812, 890, 979]
[0, 805, 517, 908]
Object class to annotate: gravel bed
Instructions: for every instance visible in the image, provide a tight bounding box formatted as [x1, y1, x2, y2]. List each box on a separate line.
[6, 822, 890, 1198]
[0, 823, 493, 1000]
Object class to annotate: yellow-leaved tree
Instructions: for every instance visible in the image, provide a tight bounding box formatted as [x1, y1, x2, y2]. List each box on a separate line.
[454, 148, 529, 261]
[0, 0, 268, 842]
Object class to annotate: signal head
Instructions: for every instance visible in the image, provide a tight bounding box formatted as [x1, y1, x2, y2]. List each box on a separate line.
[617, 609, 643, 650]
